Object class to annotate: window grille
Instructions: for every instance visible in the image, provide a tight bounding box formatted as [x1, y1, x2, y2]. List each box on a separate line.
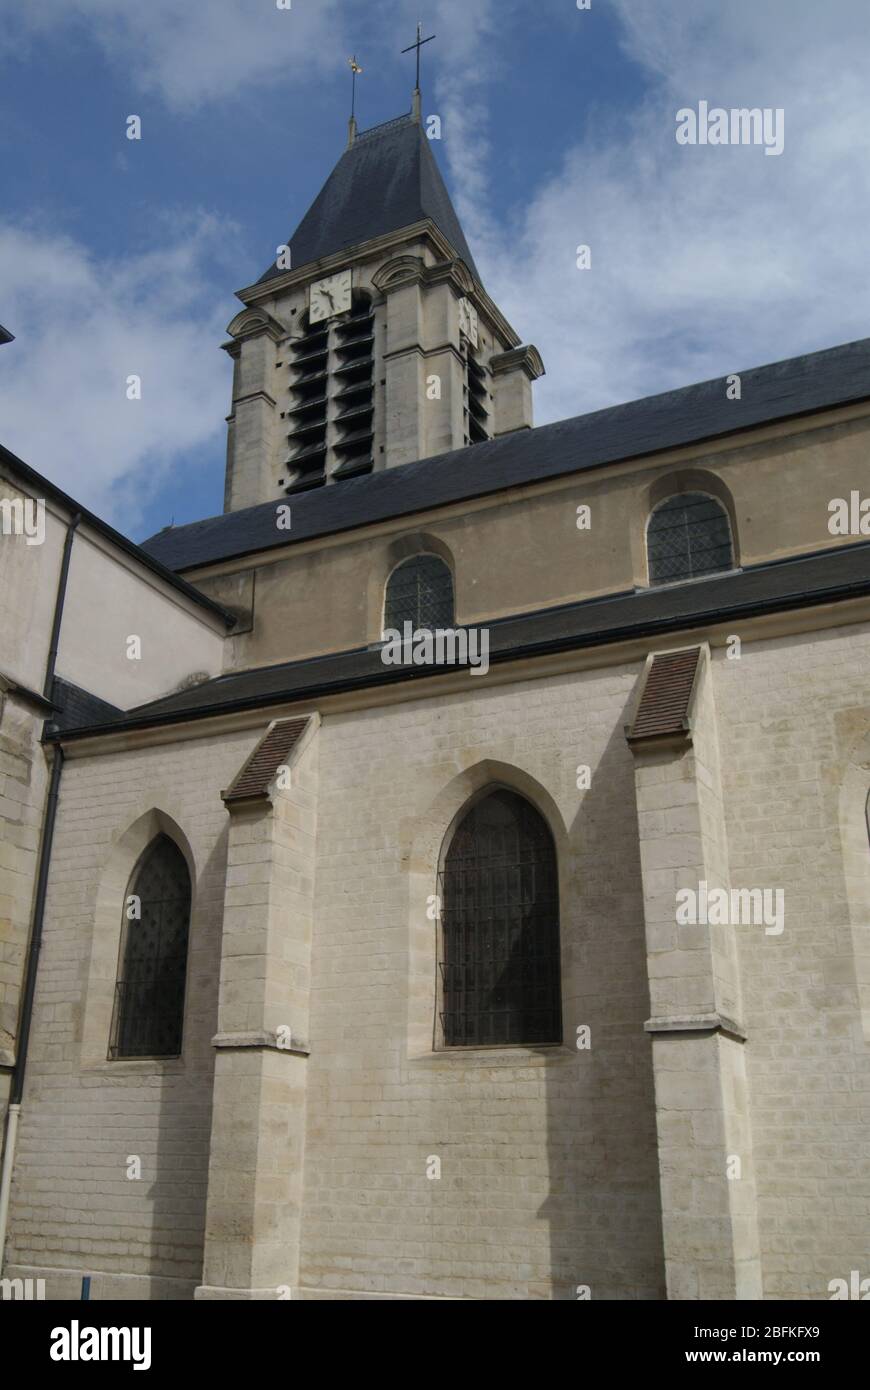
[384, 555, 454, 632]
[110, 835, 191, 1059]
[438, 790, 562, 1047]
[647, 492, 734, 584]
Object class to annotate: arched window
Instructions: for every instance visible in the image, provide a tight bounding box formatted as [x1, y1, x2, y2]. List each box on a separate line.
[647, 492, 734, 585]
[110, 835, 191, 1059]
[384, 554, 454, 633]
[438, 789, 561, 1047]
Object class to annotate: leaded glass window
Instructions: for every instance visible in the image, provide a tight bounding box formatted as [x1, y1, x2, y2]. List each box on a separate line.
[438, 790, 562, 1047]
[110, 835, 191, 1059]
[384, 555, 454, 633]
[647, 492, 734, 585]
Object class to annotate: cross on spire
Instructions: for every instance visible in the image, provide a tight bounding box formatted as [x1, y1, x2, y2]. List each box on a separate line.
[401, 21, 436, 93]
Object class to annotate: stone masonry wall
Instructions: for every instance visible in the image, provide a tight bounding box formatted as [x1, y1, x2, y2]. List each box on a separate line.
[299, 662, 666, 1300]
[4, 727, 258, 1299]
[713, 621, 870, 1300]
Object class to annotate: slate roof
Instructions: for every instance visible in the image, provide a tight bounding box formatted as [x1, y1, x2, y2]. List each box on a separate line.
[49, 539, 870, 741]
[48, 677, 123, 733]
[626, 648, 701, 743]
[257, 113, 480, 285]
[141, 335, 870, 575]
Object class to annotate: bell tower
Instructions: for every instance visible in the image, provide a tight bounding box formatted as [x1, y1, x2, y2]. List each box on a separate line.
[222, 76, 544, 513]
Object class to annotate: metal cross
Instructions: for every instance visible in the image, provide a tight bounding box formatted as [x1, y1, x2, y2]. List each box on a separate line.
[401, 22, 436, 91]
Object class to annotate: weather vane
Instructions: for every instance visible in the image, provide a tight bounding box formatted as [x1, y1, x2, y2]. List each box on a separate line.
[401, 21, 436, 93]
[348, 55, 363, 121]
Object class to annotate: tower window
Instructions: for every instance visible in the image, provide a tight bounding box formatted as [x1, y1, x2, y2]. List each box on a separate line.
[647, 492, 734, 585]
[384, 554, 454, 633]
[438, 790, 562, 1047]
[109, 835, 191, 1059]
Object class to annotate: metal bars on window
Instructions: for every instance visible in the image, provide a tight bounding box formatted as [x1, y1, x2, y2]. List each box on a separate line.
[384, 554, 454, 632]
[109, 835, 191, 1059]
[438, 790, 561, 1047]
[647, 492, 734, 585]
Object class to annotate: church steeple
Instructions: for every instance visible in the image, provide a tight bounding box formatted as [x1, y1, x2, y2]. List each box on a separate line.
[220, 106, 543, 513]
[256, 112, 479, 286]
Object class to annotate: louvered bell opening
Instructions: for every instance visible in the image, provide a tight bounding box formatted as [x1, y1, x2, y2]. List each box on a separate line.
[286, 317, 329, 491]
[330, 297, 374, 478]
[336, 308, 374, 347]
[465, 351, 491, 444]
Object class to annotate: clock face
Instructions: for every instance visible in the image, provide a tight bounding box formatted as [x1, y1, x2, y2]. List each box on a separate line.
[458, 296, 479, 347]
[309, 269, 352, 323]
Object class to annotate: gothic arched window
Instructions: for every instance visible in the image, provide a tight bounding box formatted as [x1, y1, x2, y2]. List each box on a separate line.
[647, 492, 734, 585]
[384, 555, 454, 633]
[110, 835, 191, 1059]
[438, 790, 561, 1047]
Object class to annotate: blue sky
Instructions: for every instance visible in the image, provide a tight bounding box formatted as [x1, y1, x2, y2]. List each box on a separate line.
[1, 1, 868, 542]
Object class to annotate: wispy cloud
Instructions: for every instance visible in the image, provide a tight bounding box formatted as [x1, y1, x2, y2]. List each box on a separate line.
[1, 0, 347, 110]
[459, 0, 870, 424]
[0, 213, 236, 527]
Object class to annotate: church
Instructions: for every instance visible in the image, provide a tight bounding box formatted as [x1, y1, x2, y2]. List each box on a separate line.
[1, 76, 870, 1302]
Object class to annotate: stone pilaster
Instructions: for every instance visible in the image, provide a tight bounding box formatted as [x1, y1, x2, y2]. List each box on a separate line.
[195, 718, 318, 1299]
[223, 311, 285, 513]
[628, 647, 762, 1300]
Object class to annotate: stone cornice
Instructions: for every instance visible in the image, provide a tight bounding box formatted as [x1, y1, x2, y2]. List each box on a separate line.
[236, 219, 522, 351]
[381, 342, 467, 369]
[224, 306, 286, 346]
[644, 1012, 747, 1042]
[232, 389, 277, 410]
[211, 1030, 310, 1056]
[490, 344, 545, 381]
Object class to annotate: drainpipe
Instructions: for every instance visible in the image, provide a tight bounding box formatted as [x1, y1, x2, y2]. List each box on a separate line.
[0, 510, 78, 1272]
[43, 512, 80, 698]
[0, 745, 64, 1271]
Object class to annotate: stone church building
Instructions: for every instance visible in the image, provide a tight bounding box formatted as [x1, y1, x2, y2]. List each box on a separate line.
[1, 98, 870, 1302]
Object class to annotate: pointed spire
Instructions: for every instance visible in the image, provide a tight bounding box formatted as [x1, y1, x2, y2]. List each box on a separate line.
[258, 113, 479, 285]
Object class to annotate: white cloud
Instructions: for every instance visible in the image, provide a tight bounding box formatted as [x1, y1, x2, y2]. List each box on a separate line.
[0, 214, 235, 527]
[4, 0, 869, 524]
[1, 0, 347, 110]
[449, 0, 870, 426]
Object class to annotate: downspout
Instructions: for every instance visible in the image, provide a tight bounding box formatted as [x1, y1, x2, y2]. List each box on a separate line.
[43, 512, 80, 698]
[0, 511, 79, 1273]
